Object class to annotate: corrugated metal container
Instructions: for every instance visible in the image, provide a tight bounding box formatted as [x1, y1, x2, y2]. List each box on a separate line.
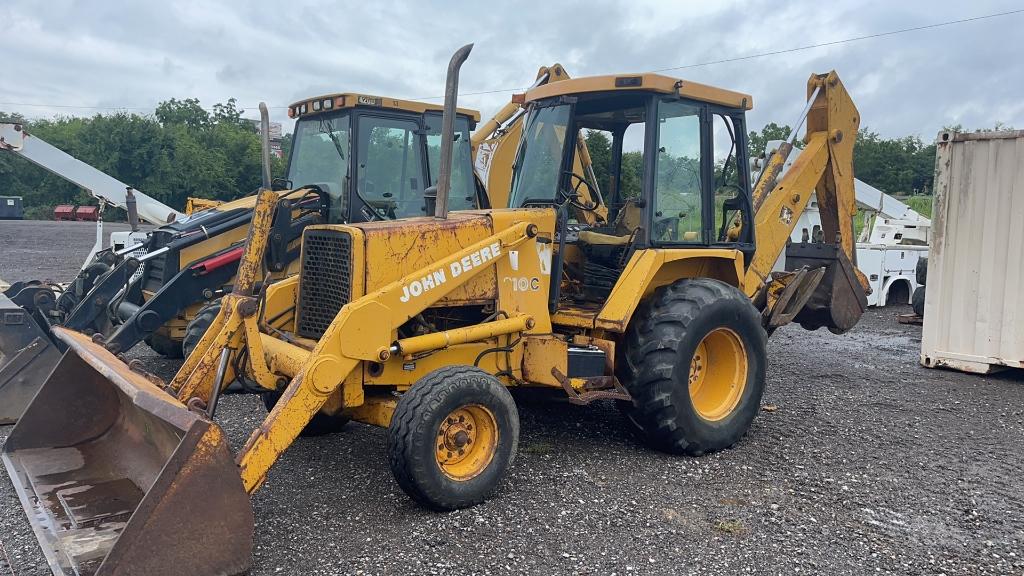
[0, 196, 24, 219]
[921, 130, 1024, 373]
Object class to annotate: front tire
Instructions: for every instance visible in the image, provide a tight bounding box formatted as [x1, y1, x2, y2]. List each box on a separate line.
[145, 331, 183, 359]
[388, 366, 519, 511]
[182, 300, 222, 359]
[620, 278, 766, 456]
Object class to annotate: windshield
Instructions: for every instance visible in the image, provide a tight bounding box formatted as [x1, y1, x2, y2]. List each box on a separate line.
[425, 114, 476, 212]
[287, 112, 350, 223]
[357, 115, 427, 219]
[508, 104, 571, 207]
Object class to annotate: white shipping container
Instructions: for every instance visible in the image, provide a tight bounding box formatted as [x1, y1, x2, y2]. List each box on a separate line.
[921, 130, 1024, 373]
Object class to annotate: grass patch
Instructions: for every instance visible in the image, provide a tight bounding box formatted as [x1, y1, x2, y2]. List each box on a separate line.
[714, 519, 746, 535]
[521, 441, 555, 455]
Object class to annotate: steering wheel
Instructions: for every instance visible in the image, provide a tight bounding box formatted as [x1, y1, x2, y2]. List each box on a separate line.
[559, 171, 600, 212]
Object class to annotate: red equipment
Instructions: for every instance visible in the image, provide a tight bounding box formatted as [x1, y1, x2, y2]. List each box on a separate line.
[74, 205, 99, 221]
[53, 205, 75, 221]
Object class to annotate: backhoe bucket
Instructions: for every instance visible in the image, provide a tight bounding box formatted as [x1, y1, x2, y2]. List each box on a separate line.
[0, 292, 61, 424]
[785, 242, 868, 334]
[2, 327, 253, 576]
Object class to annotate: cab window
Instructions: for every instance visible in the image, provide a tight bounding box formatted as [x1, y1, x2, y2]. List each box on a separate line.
[509, 104, 572, 207]
[712, 112, 748, 243]
[358, 116, 425, 219]
[425, 114, 477, 212]
[654, 101, 703, 243]
[287, 113, 350, 223]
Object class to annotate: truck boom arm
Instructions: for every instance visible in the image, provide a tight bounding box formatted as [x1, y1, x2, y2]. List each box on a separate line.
[0, 122, 183, 224]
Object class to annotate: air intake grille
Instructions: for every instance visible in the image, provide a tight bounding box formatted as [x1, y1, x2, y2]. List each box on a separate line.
[296, 229, 352, 339]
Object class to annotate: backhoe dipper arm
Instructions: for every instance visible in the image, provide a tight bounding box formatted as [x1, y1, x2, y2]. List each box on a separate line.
[742, 71, 869, 334]
[743, 71, 867, 298]
[235, 222, 536, 492]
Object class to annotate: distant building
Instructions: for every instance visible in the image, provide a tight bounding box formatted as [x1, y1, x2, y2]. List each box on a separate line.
[247, 119, 285, 158]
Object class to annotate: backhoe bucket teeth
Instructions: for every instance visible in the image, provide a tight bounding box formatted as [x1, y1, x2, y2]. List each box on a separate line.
[2, 327, 253, 576]
[784, 242, 867, 334]
[0, 293, 62, 424]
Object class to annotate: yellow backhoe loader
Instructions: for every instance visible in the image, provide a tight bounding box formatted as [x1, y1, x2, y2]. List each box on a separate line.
[4, 43, 868, 576]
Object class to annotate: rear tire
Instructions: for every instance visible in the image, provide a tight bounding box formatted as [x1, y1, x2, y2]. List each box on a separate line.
[916, 257, 928, 286]
[388, 366, 519, 511]
[619, 278, 766, 456]
[912, 285, 926, 317]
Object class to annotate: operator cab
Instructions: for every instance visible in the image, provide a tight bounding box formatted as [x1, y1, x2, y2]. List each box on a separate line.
[285, 93, 486, 224]
[508, 74, 755, 307]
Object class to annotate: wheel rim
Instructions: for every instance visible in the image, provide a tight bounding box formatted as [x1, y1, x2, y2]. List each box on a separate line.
[688, 327, 748, 421]
[435, 404, 498, 481]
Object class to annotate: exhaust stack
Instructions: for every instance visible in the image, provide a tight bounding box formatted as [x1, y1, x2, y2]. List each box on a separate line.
[258, 102, 273, 191]
[434, 43, 473, 219]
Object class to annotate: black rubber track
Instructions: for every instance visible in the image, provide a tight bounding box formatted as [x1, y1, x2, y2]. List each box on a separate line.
[387, 365, 519, 511]
[619, 278, 767, 456]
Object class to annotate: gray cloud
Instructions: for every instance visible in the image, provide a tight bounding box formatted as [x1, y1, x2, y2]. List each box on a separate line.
[1, 0, 1021, 141]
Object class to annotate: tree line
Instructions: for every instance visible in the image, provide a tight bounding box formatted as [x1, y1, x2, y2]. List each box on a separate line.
[0, 99, 1009, 220]
[585, 120, 956, 202]
[0, 99, 290, 219]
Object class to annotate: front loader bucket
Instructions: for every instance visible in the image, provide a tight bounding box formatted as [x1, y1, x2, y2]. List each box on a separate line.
[0, 293, 62, 424]
[785, 242, 868, 334]
[2, 327, 253, 576]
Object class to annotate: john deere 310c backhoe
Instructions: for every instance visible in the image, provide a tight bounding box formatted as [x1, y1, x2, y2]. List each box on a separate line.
[4, 44, 868, 576]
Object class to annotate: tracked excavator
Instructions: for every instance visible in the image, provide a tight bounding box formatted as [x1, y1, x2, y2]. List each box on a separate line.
[0, 89, 485, 424]
[4, 44, 868, 576]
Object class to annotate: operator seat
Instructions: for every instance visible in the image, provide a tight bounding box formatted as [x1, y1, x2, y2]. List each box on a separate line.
[576, 198, 642, 246]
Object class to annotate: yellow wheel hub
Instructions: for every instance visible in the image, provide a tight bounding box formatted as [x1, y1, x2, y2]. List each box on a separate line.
[688, 327, 748, 421]
[435, 404, 498, 481]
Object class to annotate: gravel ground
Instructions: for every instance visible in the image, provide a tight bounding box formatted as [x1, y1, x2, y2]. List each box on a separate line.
[1, 221, 1023, 575]
[0, 219, 143, 283]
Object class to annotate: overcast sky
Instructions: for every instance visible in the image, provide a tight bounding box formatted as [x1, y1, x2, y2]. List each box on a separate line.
[2, 0, 1022, 141]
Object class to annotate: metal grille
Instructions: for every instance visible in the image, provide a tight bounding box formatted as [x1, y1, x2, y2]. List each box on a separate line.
[296, 229, 352, 338]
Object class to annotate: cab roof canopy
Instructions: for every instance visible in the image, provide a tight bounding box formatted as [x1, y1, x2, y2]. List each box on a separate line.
[289, 93, 481, 121]
[523, 73, 753, 111]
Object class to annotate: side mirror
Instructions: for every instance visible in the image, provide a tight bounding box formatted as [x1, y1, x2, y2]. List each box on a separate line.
[271, 178, 292, 191]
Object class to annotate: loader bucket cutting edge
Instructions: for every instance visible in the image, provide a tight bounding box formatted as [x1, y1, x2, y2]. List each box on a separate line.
[0, 293, 62, 424]
[2, 327, 253, 576]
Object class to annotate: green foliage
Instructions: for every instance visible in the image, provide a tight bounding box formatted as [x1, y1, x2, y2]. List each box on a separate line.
[748, 121, 1012, 197]
[902, 195, 933, 219]
[747, 122, 793, 159]
[582, 130, 643, 200]
[853, 128, 935, 195]
[1, 100, 287, 219]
